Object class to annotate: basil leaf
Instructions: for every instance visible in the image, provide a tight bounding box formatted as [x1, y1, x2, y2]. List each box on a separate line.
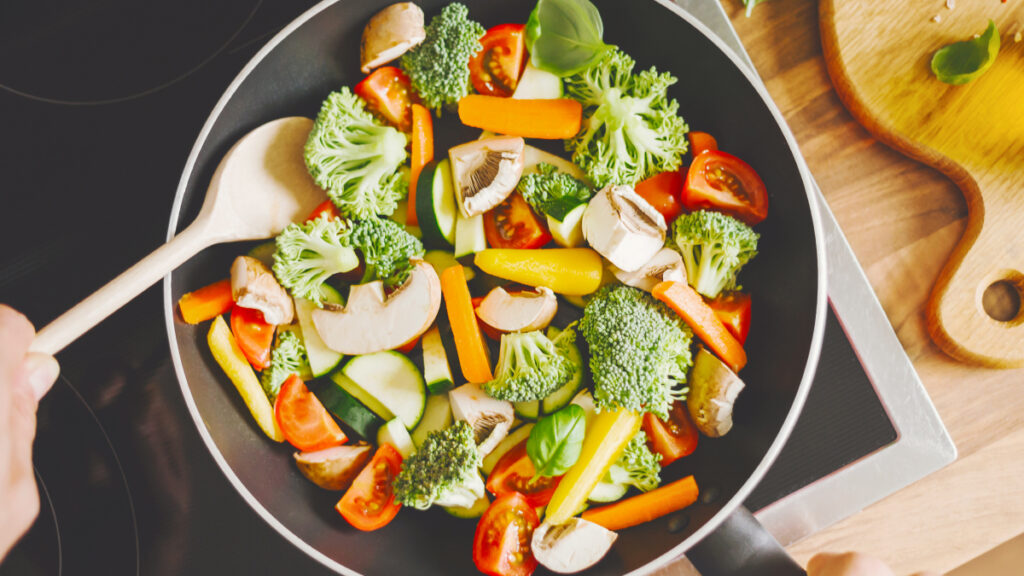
[527, 404, 586, 478]
[526, 0, 613, 77]
[931, 20, 1000, 85]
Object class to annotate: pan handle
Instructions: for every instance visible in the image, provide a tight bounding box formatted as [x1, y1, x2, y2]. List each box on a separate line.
[686, 506, 806, 576]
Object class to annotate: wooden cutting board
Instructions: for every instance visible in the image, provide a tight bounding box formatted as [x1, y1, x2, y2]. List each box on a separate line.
[820, 0, 1024, 367]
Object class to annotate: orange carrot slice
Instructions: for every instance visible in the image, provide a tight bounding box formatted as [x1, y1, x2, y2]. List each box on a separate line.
[581, 475, 699, 531]
[440, 265, 493, 383]
[179, 279, 234, 325]
[457, 95, 582, 139]
[407, 103, 433, 226]
[652, 281, 747, 373]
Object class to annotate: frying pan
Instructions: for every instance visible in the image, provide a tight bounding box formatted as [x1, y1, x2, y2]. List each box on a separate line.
[164, 0, 827, 574]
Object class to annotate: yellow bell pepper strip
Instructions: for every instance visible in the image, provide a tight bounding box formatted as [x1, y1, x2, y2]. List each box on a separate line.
[544, 407, 641, 526]
[440, 265, 493, 383]
[207, 315, 284, 442]
[473, 248, 603, 296]
[581, 475, 699, 531]
[178, 278, 233, 324]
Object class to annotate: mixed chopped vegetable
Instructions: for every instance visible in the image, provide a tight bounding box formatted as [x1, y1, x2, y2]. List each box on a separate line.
[177, 1, 775, 573]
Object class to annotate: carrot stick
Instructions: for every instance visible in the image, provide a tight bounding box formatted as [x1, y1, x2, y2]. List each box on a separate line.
[179, 279, 234, 325]
[652, 281, 747, 373]
[440, 265, 493, 383]
[407, 103, 433, 226]
[457, 95, 582, 139]
[581, 475, 699, 532]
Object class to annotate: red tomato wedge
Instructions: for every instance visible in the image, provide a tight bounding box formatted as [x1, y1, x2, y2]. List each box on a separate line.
[682, 150, 768, 225]
[353, 66, 417, 132]
[484, 192, 551, 250]
[485, 440, 561, 508]
[634, 170, 684, 223]
[708, 292, 752, 345]
[336, 443, 403, 531]
[642, 400, 699, 467]
[274, 375, 348, 452]
[688, 131, 718, 157]
[469, 24, 527, 97]
[229, 305, 274, 371]
[473, 492, 539, 576]
[306, 199, 340, 222]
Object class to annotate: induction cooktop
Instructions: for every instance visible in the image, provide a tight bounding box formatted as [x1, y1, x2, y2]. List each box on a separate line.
[0, 1, 954, 574]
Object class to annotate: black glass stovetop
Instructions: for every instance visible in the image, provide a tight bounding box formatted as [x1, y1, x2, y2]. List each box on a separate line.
[0, 1, 896, 573]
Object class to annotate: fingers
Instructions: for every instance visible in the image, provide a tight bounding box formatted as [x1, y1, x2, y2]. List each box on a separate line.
[807, 552, 896, 576]
[0, 305, 34, 374]
[22, 353, 60, 402]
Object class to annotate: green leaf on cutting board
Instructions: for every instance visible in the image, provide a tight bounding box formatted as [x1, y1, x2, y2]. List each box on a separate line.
[931, 20, 1000, 85]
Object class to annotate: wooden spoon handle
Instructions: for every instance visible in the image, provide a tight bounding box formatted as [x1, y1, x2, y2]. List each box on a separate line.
[30, 223, 211, 356]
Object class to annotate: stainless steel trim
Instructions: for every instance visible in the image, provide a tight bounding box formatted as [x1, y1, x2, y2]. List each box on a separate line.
[676, 0, 957, 549]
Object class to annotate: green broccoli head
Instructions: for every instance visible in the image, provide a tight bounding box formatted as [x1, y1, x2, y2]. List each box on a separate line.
[393, 420, 484, 510]
[349, 217, 425, 288]
[483, 328, 580, 403]
[579, 285, 693, 419]
[516, 163, 594, 221]
[564, 48, 689, 188]
[606, 430, 662, 493]
[669, 210, 759, 299]
[273, 215, 359, 305]
[305, 87, 409, 219]
[400, 3, 485, 114]
[260, 330, 310, 402]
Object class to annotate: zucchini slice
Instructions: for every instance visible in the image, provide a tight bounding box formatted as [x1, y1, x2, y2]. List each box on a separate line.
[416, 159, 458, 248]
[294, 285, 345, 377]
[309, 375, 385, 440]
[342, 351, 427, 430]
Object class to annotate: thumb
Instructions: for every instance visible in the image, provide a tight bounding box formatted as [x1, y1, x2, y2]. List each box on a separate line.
[23, 352, 60, 402]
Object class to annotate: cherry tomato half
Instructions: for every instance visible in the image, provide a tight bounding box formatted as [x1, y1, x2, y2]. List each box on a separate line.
[473, 492, 539, 576]
[486, 440, 561, 508]
[708, 292, 752, 345]
[306, 199, 340, 222]
[688, 131, 718, 157]
[642, 400, 699, 467]
[229, 305, 274, 371]
[336, 443, 403, 531]
[634, 170, 684, 223]
[469, 24, 528, 97]
[484, 192, 551, 249]
[275, 374, 348, 452]
[354, 66, 417, 131]
[682, 150, 769, 225]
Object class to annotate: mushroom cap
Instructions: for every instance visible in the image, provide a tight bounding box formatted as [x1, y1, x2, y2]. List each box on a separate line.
[610, 248, 686, 292]
[582, 185, 667, 272]
[449, 136, 526, 217]
[230, 255, 295, 325]
[532, 518, 618, 574]
[688, 346, 746, 437]
[360, 2, 426, 74]
[475, 286, 558, 334]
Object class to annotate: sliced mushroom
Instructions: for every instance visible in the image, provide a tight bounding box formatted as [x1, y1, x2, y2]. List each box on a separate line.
[582, 185, 667, 272]
[475, 286, 558, 334]
[448, 382, 514, 458]
[230, 255, 295, 325]
[360, 3, 425, 74]
[688, 346, 746, 437]
[449, 136, 526, 217]
[311, 260, 441, 355]
[532, 518, 618, 574]
[293, 443, 373, 491]
[610, 248, 686, 292]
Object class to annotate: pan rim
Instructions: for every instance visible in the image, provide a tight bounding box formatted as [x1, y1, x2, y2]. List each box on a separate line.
[162, 1, 828, 574]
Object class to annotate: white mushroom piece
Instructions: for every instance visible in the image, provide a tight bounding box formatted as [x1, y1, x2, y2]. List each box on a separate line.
[532, 518, 618, 574]
[582, 184, 667, 272]
[610, 247, 686, 293]
[312, 260, 441, 355]
[688, 346, 747, 438]
[360, 2, 426, 74]
[293, 443, 373, 491]
[475, 286, 558, 334]
[449, 136, 526, 217]
[448, 382, 514, 458]
[231, 255, 295, 325]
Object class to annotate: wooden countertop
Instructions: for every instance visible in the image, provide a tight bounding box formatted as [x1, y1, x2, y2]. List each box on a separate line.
[661, 1, 1024, 574]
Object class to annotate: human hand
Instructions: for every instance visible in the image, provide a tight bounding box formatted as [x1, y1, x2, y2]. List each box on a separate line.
[0, 305, 59, 561]
[808, 552, 941, 576]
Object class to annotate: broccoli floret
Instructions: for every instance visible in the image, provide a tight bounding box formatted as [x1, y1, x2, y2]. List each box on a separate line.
[400, 3, 485, 114]
[516, 163, 594, 221]
[260, 330, 310, 401]
[669, 210, 759, 299]
[273, 215, 359, 305]
[484, 327, 580, 402]
[578, 285, 693, 419]
[564, 48, 689, 188]
[393, 420, 484, 510]
[349, 217, 425, 288]
[606, 430, 662, 493]
[305, 87, 409, 219]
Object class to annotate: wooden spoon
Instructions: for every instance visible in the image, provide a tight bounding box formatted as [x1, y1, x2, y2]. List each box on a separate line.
[29, 117, 326, 357]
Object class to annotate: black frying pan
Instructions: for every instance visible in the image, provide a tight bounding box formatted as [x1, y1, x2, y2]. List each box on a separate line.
[164, 1, 827, 574]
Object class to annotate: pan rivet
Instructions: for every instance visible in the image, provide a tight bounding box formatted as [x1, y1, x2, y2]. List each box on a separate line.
[667, 513, 690, 533]
[700, 486, 720, 505]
